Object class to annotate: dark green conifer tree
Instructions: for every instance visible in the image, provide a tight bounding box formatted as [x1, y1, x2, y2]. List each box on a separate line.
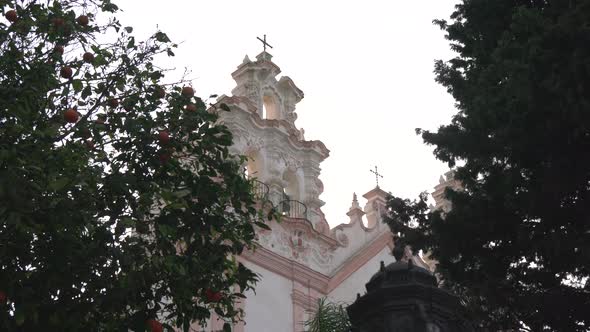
[385, 1, 590, 330]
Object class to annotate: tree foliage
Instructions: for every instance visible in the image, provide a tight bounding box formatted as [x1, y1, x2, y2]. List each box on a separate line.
[0, 0, 268, 330]
[385, 1, 590, 331]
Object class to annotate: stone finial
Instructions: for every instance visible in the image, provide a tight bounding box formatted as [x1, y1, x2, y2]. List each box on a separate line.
[350, 192, 361, 210]
[439, 175, 445, 184]
[242, 55, 251, 64]
[347, 192, 365, 224]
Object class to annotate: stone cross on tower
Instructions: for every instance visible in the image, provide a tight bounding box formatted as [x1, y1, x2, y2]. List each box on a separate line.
[370, 166, 383, 188]
[256, 34, 273, 52]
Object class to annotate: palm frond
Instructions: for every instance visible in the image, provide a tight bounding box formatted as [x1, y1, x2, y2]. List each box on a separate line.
[304, 297, 352, 332]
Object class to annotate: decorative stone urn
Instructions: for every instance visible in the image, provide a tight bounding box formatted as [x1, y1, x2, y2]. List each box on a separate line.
[347, 249, 474, 332]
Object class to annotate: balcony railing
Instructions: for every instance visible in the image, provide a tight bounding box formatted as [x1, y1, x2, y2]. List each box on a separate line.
[252, 179, 269, 201]
[250, 179, 309, 220]
[278, 199, 308, 219]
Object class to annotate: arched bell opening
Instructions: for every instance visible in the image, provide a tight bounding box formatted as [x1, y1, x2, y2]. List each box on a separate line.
[244, 150, 268, 200]
[280, 169, 307, 219]
[262, 94, 280, 120]
[282, 170, 300, 201]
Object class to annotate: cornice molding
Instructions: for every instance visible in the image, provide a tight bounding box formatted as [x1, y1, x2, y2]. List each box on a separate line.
[241, 246, 329, 293]
[240, 230, 394, 295]
[281, 216, 340, 249]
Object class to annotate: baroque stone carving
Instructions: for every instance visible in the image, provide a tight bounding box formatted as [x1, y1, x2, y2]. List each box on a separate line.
[255, 223, 334, 273]
[278, 151, 303, 170]
[245, 83, 259, 104]
[337, 232, 349, 247]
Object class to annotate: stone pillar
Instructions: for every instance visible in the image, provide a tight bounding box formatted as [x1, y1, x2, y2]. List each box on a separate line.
[362, 187, 389, 228]
[301, 159, 324, 224]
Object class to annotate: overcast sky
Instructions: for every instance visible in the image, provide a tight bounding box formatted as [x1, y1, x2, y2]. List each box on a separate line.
[114, 0, 460, 227]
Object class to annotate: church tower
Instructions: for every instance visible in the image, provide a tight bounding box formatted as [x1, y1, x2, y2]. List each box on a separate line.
[216, 49, 331, 232]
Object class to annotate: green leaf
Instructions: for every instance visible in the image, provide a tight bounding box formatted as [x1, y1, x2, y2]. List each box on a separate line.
[49, 177, 70, 191]
[81, 85, 92, 99]
[43, 124, 60, 138]
[154, 31, 170, 43]
[124, 26, 133, 33]
[72, 79, 83, 93]
[158, 224, 176, 237]
[254, 221, 271, 231]
[173, 189, 191, 198]
[119, 217, 135, 228]
[127, 37, 135, 49]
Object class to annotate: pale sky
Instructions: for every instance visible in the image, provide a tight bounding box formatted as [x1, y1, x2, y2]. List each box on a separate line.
[114, 0, 459, 227]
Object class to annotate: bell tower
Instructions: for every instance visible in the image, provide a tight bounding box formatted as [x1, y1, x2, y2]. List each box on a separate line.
[216, 44, 330, 232]
[231, 52, 303, 124]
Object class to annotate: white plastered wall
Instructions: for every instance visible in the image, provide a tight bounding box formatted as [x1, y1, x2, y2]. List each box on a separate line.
[328, 247, 396, 305]
[241, 260, 293, 332]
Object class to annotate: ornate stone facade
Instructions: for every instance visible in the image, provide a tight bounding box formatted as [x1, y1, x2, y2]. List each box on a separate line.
[204, 52, 433, 332]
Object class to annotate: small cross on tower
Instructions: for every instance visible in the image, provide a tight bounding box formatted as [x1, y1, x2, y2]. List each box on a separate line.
[256, 34, 273, 53]
[370, 166, 383, 188]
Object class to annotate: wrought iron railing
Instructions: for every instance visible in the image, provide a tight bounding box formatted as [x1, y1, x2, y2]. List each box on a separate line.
[278, 199, 308, 219]
[252, 179, 269, 201]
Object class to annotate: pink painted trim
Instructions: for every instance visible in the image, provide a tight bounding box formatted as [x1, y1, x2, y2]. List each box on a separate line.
[292, 289, 317, 332]
[241, 247, 330, 293]
[327, 232, 393, 292]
